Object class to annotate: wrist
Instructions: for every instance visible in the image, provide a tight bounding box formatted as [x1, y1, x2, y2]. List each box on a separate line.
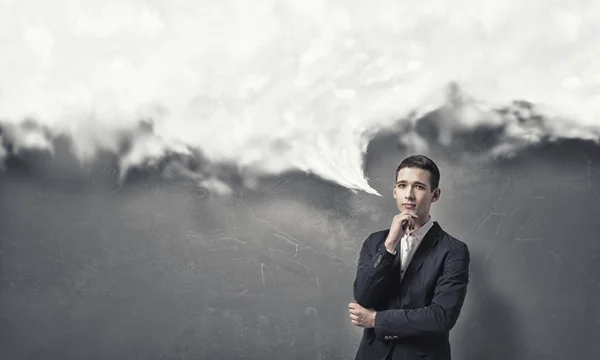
[370, 311, 377, 328]
[384, 239, 398, 253]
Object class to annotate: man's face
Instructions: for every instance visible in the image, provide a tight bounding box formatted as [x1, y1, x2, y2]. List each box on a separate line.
[393, 167, 440, 222]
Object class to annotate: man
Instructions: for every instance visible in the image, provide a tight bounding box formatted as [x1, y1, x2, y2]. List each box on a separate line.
[349, 154, 470, 360]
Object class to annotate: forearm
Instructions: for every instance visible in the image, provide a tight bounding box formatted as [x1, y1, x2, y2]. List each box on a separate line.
[353, 242, 396, 308]
[374, 303, 457, 338]
[374, 246, 470, 338]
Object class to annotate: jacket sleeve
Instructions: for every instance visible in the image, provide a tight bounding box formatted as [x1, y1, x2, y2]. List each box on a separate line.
[373, 242, 470, 338]
[353, 233, 397, 309]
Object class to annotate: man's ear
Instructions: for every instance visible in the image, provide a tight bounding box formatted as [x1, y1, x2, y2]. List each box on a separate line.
[432, 188, 441, 202]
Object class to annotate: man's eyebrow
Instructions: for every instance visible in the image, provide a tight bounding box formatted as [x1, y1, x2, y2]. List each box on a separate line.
[396, 180, 427, 186]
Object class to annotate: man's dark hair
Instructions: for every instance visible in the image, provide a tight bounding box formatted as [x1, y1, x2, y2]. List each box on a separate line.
[395, 154, 440, 190]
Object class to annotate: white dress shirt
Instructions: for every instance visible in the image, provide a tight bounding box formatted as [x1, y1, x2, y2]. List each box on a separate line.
[396, 216, 434, 281]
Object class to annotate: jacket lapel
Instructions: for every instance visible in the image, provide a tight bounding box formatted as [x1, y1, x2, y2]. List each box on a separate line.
[399, 222, 441, 295]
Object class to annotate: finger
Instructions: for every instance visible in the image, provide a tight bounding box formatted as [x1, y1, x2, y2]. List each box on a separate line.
[400, 216, 417, 229]
[350, 314, 359, 321]
[408, 218, 417, 229]
[352, 320, 365, 327]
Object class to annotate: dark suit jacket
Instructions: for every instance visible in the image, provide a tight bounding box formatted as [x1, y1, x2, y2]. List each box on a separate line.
[353, 222, 470, 360]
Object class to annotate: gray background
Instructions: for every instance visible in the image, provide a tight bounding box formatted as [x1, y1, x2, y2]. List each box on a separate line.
[2, 118, 600, 359]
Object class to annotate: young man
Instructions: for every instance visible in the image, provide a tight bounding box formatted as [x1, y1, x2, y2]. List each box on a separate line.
[349, 154, 470, 360]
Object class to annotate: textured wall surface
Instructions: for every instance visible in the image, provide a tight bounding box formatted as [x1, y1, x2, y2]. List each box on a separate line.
[2, 131, 599, 360]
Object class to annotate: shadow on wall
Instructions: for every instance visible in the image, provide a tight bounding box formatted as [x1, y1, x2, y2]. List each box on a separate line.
[455, 251, 523, 360]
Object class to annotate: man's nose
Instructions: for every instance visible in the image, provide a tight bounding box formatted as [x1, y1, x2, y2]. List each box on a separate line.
[404, 187, 415, 199]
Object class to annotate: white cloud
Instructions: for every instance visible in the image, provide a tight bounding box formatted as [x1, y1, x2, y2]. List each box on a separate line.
[1, 0, 599, 194]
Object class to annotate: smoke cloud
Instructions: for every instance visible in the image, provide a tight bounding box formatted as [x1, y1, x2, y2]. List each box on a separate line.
[2, 0, 600, 194]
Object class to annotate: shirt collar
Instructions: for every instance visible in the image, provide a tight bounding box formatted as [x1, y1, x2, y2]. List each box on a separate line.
[409, 216, 433, 241]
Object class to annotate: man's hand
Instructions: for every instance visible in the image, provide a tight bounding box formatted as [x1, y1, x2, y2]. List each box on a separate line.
[384, 212, 418, 252]
[349, 302, 376, 328]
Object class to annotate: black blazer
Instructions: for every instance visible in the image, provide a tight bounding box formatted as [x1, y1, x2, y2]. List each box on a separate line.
[353, 222, 470, 360]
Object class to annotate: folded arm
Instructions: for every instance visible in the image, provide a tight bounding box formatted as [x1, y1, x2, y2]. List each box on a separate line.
[353, 234, 397, 309]
[373, 243, 470, 338]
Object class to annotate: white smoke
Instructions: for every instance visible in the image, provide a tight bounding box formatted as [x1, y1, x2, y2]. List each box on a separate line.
[1, 0, 600, 194]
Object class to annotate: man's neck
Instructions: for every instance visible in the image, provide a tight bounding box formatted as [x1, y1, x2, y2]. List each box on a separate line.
[414, 215, 431, 230]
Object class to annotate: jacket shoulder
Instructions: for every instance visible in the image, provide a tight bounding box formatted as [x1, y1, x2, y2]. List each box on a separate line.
[361, 228, 390, 246]
[438, 228, 469, 251]
[369, 229, 390, 238]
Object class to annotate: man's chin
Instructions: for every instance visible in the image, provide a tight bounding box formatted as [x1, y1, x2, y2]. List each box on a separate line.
[400, 205, 418, 213]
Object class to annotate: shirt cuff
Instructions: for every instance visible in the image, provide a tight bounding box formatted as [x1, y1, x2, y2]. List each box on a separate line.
[386, 247, 397, 255]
